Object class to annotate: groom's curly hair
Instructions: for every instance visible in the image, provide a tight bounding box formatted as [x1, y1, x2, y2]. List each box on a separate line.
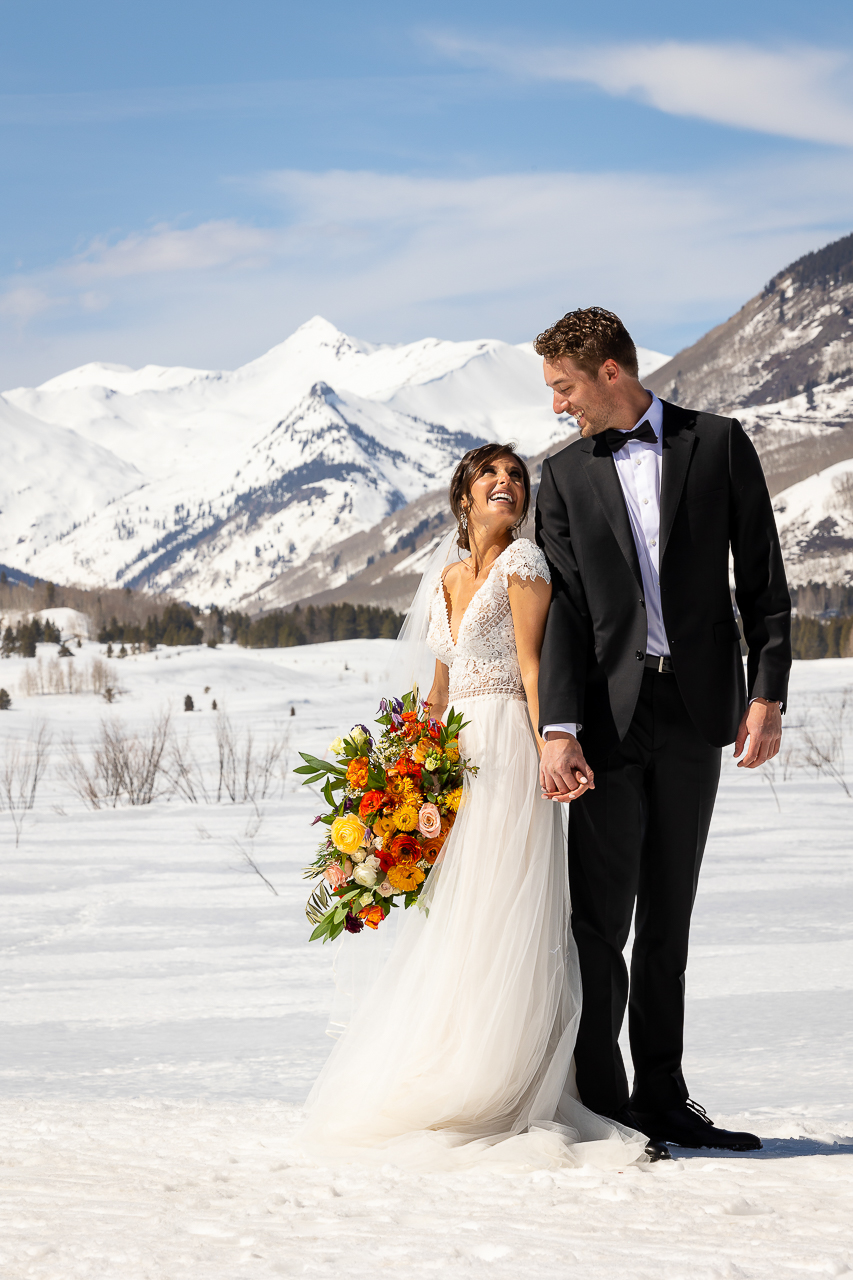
[533, 307, 639, 378]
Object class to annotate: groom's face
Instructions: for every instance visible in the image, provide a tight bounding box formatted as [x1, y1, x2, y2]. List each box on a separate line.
[542, 357, 619, 437]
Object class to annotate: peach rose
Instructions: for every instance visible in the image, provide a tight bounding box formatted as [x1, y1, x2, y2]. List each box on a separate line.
[417, 802, 441, 837]
[323, 862, 346, 889]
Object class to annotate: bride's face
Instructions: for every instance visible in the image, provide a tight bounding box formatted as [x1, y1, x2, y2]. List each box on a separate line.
[465, 456, 526, 532]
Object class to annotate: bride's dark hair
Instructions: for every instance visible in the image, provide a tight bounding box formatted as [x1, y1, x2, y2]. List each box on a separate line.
[449, 443, 531, 552]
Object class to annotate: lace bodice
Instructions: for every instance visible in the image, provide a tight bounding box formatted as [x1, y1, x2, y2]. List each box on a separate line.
[427, 539, 550, 702]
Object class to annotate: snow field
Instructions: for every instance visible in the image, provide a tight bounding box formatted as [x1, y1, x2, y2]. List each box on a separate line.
[0, 641, 852, 1278]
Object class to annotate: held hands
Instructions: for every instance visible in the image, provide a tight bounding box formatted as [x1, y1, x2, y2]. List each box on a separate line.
[733, 698, 782, 768]
[539, 733, 595, 802]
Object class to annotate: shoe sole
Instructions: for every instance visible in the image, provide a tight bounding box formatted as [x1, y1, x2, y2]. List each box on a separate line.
[667, 1141, 762, 1152]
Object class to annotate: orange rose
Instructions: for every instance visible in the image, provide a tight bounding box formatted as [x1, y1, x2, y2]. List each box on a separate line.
[359, 789, 386, 820]
[390, 833, 421, 867]
[420, 836, 444, 865]
[358, 904, 385, 930]
[346, 757, 370, 789]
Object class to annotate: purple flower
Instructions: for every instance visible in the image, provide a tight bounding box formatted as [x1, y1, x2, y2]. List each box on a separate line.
[391, 698, 403, 714]
[344, 797, 353, 811]
[379, 698, 388, 713]
[344, 912, 364, 934]
[311, 814, 323, 826]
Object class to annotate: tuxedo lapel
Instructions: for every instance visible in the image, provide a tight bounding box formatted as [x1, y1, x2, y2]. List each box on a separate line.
[659, 402, 697, 561]
[579, 439, 643, 590]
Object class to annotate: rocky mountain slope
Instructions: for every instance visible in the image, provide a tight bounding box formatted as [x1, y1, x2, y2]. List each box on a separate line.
[647, 231, 853, 598]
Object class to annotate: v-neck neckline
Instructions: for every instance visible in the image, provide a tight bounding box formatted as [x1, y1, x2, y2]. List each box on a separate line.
[441, 545, 511, 647]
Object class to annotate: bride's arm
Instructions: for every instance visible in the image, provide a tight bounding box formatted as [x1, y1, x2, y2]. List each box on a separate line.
[425, 660, 449, 721]
[508, 574, 552, 752]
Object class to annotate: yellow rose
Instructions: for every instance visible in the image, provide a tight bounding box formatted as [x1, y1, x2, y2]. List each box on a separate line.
[330, 814, 367, 855]
[393, 804, 419, 832]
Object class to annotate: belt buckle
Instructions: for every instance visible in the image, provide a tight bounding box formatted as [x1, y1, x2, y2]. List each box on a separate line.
[658, 655, 666, 674]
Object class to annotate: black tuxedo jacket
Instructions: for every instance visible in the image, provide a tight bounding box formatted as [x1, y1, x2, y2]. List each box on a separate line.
[535, 400, 791, 753]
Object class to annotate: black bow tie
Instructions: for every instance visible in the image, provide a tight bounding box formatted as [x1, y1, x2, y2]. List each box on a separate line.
[603, 421, 658, 452]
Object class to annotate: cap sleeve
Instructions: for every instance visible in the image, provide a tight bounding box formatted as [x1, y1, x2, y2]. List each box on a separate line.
[502, 539, 551, 585]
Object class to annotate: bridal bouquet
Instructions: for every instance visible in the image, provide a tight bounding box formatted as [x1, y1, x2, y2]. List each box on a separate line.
[297, 693, 475, 942]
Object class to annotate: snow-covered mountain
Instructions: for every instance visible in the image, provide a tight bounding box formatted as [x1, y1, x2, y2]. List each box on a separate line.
[1, 317, 669, 608]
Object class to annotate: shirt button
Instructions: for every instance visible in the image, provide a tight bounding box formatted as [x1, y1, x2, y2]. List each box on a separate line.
[649, 539, 656, 546]
[643, 498, 649, 504]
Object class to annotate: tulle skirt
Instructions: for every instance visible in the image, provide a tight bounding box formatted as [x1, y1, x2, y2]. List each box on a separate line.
[299, 694, 647, 1172]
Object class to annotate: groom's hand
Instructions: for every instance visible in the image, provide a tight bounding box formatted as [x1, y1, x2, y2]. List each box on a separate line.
[734, 698, 782, 768]
[540, 733, 595, 802]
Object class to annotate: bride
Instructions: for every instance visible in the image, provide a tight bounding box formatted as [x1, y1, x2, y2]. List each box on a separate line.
[299, 443, 649, 1172]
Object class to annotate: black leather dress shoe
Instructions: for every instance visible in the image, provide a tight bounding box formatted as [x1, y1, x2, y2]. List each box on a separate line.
[631, 1100, 762, 1151]
[601, 1105, 672, 1162]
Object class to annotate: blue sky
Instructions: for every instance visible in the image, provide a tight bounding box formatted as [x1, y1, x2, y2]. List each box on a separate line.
[2, 0, 853, 384]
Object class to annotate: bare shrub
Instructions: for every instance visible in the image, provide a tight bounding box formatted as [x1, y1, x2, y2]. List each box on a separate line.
[797, 688, 852, 797]
[61, 714, 172, 809]
[18, 656, 117, 698]
[0, 723, 52, 844]
[167, 732, 210, 804]
[215, 711, 288, 804]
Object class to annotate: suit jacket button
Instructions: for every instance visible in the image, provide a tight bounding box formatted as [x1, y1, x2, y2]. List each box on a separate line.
[636, 651, 645, 660]
[639, 599, 646, 608]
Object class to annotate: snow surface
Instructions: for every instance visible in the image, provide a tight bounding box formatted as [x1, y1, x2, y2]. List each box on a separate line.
[772, 456, 853, 589]
[0, 319, 671, 608]
[0, 641, 852, 1277]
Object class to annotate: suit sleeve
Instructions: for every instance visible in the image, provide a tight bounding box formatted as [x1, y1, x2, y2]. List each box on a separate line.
[534, 456, 591, 731]
[728, 419, 792, 710]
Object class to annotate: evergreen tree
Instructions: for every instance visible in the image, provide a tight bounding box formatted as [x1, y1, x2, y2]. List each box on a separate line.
[184, 694, 195, 711]
[0, 688, 10, 710]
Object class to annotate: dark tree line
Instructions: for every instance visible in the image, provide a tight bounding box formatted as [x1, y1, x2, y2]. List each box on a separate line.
[97, 602, 204, 647]
[2, 616, 61, 658]
[790, 615, 853, 660]
[214, 602, 403, 648]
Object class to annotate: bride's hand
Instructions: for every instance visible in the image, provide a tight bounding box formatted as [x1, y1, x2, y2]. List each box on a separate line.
[539, 734, 595, 802]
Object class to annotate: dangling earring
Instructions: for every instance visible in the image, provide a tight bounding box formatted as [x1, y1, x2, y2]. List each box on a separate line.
[460, 507, 468, 531]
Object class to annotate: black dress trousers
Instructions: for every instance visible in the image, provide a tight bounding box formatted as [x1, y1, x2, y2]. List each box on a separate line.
[568, 667, 722, 1114]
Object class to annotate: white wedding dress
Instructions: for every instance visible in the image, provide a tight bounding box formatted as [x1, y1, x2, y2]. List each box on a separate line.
[299, 539, 647, 1172]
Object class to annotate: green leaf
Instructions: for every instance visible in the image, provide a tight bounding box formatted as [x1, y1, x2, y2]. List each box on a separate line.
[309, 913, 334, 942]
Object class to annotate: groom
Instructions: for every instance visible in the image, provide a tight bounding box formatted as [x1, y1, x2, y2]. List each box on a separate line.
[534, 307, 791, 1154]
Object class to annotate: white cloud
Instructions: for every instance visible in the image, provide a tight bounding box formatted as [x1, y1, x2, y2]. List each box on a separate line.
[431, 35, 853, 148]
[1, 154, 852, 386]
[68, 220, 277, 281]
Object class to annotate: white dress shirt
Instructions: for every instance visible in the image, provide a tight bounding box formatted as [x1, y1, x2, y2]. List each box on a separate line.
[544, 393, 667, 741]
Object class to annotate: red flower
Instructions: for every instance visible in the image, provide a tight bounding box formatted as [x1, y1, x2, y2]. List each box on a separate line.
[395, 756, 423, 781]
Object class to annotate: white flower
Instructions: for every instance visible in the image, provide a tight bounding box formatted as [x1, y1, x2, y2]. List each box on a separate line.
[350, 845, 367, 863]
[351, 726, 369, 747]
[353, 860, 378, 887]
[359, 891, 374, 907]
[377, 880, 394, 897]
[329, 736, 345, 755]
